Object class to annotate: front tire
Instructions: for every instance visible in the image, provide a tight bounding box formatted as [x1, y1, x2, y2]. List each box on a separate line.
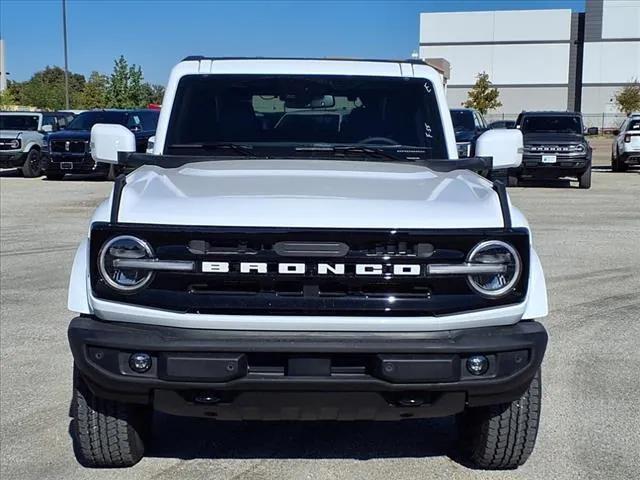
[459, 369, 541, 470]
[578, 165, 592, 189]
[21, 149, 42, 178]
[612, 150, 629, 172]
[70, 367, 151, 468]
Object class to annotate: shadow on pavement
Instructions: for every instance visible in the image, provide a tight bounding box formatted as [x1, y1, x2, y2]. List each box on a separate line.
[147, 412, 461, 462]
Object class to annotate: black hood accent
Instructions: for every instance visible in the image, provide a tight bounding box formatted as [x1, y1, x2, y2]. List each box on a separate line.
[46, 130, 91, 141]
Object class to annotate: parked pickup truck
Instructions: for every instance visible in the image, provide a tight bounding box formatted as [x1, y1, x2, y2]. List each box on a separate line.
[67, 57, 548, 470]
[42, 109, 159, 180]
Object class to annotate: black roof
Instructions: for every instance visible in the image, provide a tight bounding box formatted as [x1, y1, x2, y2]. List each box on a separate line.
[181, 55, 429, 65]
[519, 111, 582, 116]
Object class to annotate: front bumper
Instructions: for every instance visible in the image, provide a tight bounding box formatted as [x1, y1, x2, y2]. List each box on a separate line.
[0, 151, 26, 168]
[511, 155, 590, 179]
[69, 315, 548, 420]
[43, 152, 108, 173]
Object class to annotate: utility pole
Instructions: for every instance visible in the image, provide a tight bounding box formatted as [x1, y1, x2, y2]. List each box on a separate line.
[62, 0, 69, 109]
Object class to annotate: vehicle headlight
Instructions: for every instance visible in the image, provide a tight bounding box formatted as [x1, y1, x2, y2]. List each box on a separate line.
[457, 142, 471, 158]
[98, 235, 154, 292]
[466, 240, 521, 298]
[571, 144, 585, 153]
[9, 139, 21, 149]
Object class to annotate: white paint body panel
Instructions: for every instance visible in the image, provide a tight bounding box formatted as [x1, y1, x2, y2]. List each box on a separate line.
[115, 160, 504, 229]
[67, 58, 548, 331]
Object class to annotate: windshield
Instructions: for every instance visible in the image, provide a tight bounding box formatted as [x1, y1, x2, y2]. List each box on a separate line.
[628, 120, 640, 131]
[66, 111, 128, 131]
[0, 114, 40, 131]
[450, 110, 475, 131]
[520, 115, 582, 134]
[165, 74, 447, 160]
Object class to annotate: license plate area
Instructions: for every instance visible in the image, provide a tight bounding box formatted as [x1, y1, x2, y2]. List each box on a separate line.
[60, 162, 74, 170]
[541, 155, 557, 164]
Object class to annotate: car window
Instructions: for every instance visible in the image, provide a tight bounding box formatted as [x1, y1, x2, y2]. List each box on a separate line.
[0, 114, 40, 131]
[627, 120, 640, 131]
[42, 115, 59, 129]
[166, 74, 448, 159]
[126, 115, 142, 129]
[520, 116, 582, 134]
[138, 111, 159, 130]
[450, 110, 475, 131]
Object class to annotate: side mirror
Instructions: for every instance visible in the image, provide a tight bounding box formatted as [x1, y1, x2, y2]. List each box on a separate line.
[586, 127, 599, 136]
[91, 124, 136, 165]
[41, 125, 53, 133]
[476, 129, 523, 170]
[146, 135, 155, 154]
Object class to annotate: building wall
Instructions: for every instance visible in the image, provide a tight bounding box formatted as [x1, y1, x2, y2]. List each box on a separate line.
[419, 9, 573, 114]
[419, 0, 640, 116]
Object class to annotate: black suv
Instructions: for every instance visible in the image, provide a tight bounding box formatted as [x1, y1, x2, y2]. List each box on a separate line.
[510, 111, 592, 189]
[450, 108, 487, 158]
[43, 109, 159, 180]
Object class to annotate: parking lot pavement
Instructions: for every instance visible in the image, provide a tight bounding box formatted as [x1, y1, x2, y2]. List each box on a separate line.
[1, 162, 639, 480]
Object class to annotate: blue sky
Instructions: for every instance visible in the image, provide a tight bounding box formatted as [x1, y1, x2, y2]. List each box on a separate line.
[1, 0, 585, 84]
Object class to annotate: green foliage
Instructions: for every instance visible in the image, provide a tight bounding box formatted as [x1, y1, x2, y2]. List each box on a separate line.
[17, 66, 85, 109]
[106, 56, 150, 108]
[463, 72, 502, 115]
[80, 72, 109, 109]
[0, 88, 17, 108]
[6, 56, 163, 111]
[614, 80, 640, 115]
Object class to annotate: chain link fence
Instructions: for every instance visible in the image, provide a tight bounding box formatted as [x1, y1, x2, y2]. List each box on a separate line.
[484, 113, 626, 133]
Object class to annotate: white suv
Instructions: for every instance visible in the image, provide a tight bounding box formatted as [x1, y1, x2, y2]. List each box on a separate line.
[611, 113, 640, 172]
[67, 57, 548, 470]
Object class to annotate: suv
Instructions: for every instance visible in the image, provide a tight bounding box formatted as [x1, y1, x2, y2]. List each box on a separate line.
[67, 57, 548, 470]
[611, 113, 640, 172]
[0, 111, 70, 177]
[42, 109, 159, 180]
[511, 111, 592, 188]
[450, 108, 487, 158]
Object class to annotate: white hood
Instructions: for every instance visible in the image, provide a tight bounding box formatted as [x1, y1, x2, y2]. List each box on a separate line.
[116, 159, 505, 229]
[0, 130, 23, 139]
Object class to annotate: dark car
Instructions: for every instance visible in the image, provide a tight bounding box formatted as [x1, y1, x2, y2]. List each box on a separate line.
[449, 108, 487, 158]
[43, 109, 159, 180]
[488, 120, 516, 129]
[509, 111, 592, 189]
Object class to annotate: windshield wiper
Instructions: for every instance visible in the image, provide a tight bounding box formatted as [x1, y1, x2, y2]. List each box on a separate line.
[169, 142, 256, 157]
[295, 145, 422, 162]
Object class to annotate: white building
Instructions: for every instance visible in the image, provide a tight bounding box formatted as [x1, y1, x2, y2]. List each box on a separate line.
[419, 0, 640, 126]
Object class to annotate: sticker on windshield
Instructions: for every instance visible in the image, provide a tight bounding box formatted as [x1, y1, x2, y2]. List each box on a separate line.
[424, 123, 433, 139]
[424, 82, 432, 94]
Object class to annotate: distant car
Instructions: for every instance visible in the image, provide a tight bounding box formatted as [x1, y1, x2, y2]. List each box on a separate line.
[0, 111, 68, 177]
[510, 111, 592, 189]
[42, 109, 159, 180]
[611, 113, 640, 172]
[488, 120, 516, 129]
[449, 108, 487, 158]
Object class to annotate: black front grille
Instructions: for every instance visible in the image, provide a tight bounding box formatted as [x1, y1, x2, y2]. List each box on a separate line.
[51, 140, 87, 153]
[90, 223, 530, 316]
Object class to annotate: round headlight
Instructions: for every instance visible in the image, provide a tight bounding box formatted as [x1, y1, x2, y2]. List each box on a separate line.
[98, 235, 154, 292]
[9, 139, 20, 149]
[466, 240, 521, 298]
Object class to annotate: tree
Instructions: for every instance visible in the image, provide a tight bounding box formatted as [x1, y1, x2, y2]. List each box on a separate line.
[614, 80, 640, 115]
[106, 55, 149, 108]
[17, 66, 85, 109]
[80, 71, 109, 109]
[463, 72, 502, 115]
[143, 83, 165, 105]
[0, 88, 16, 108]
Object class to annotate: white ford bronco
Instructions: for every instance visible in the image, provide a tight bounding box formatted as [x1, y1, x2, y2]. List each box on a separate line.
[0, 111, 52, 177]
[67, 57, 548, 469]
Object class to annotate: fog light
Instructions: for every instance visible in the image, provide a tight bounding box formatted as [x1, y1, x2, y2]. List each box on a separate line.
[129, 353, 152, 373]
[466, 355, 489, 376]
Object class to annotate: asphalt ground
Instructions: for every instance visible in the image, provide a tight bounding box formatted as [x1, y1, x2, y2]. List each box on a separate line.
[1, 140, 639, 479]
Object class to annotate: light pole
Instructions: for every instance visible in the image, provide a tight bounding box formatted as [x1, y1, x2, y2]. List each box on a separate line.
[62, 0, 69, 109]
